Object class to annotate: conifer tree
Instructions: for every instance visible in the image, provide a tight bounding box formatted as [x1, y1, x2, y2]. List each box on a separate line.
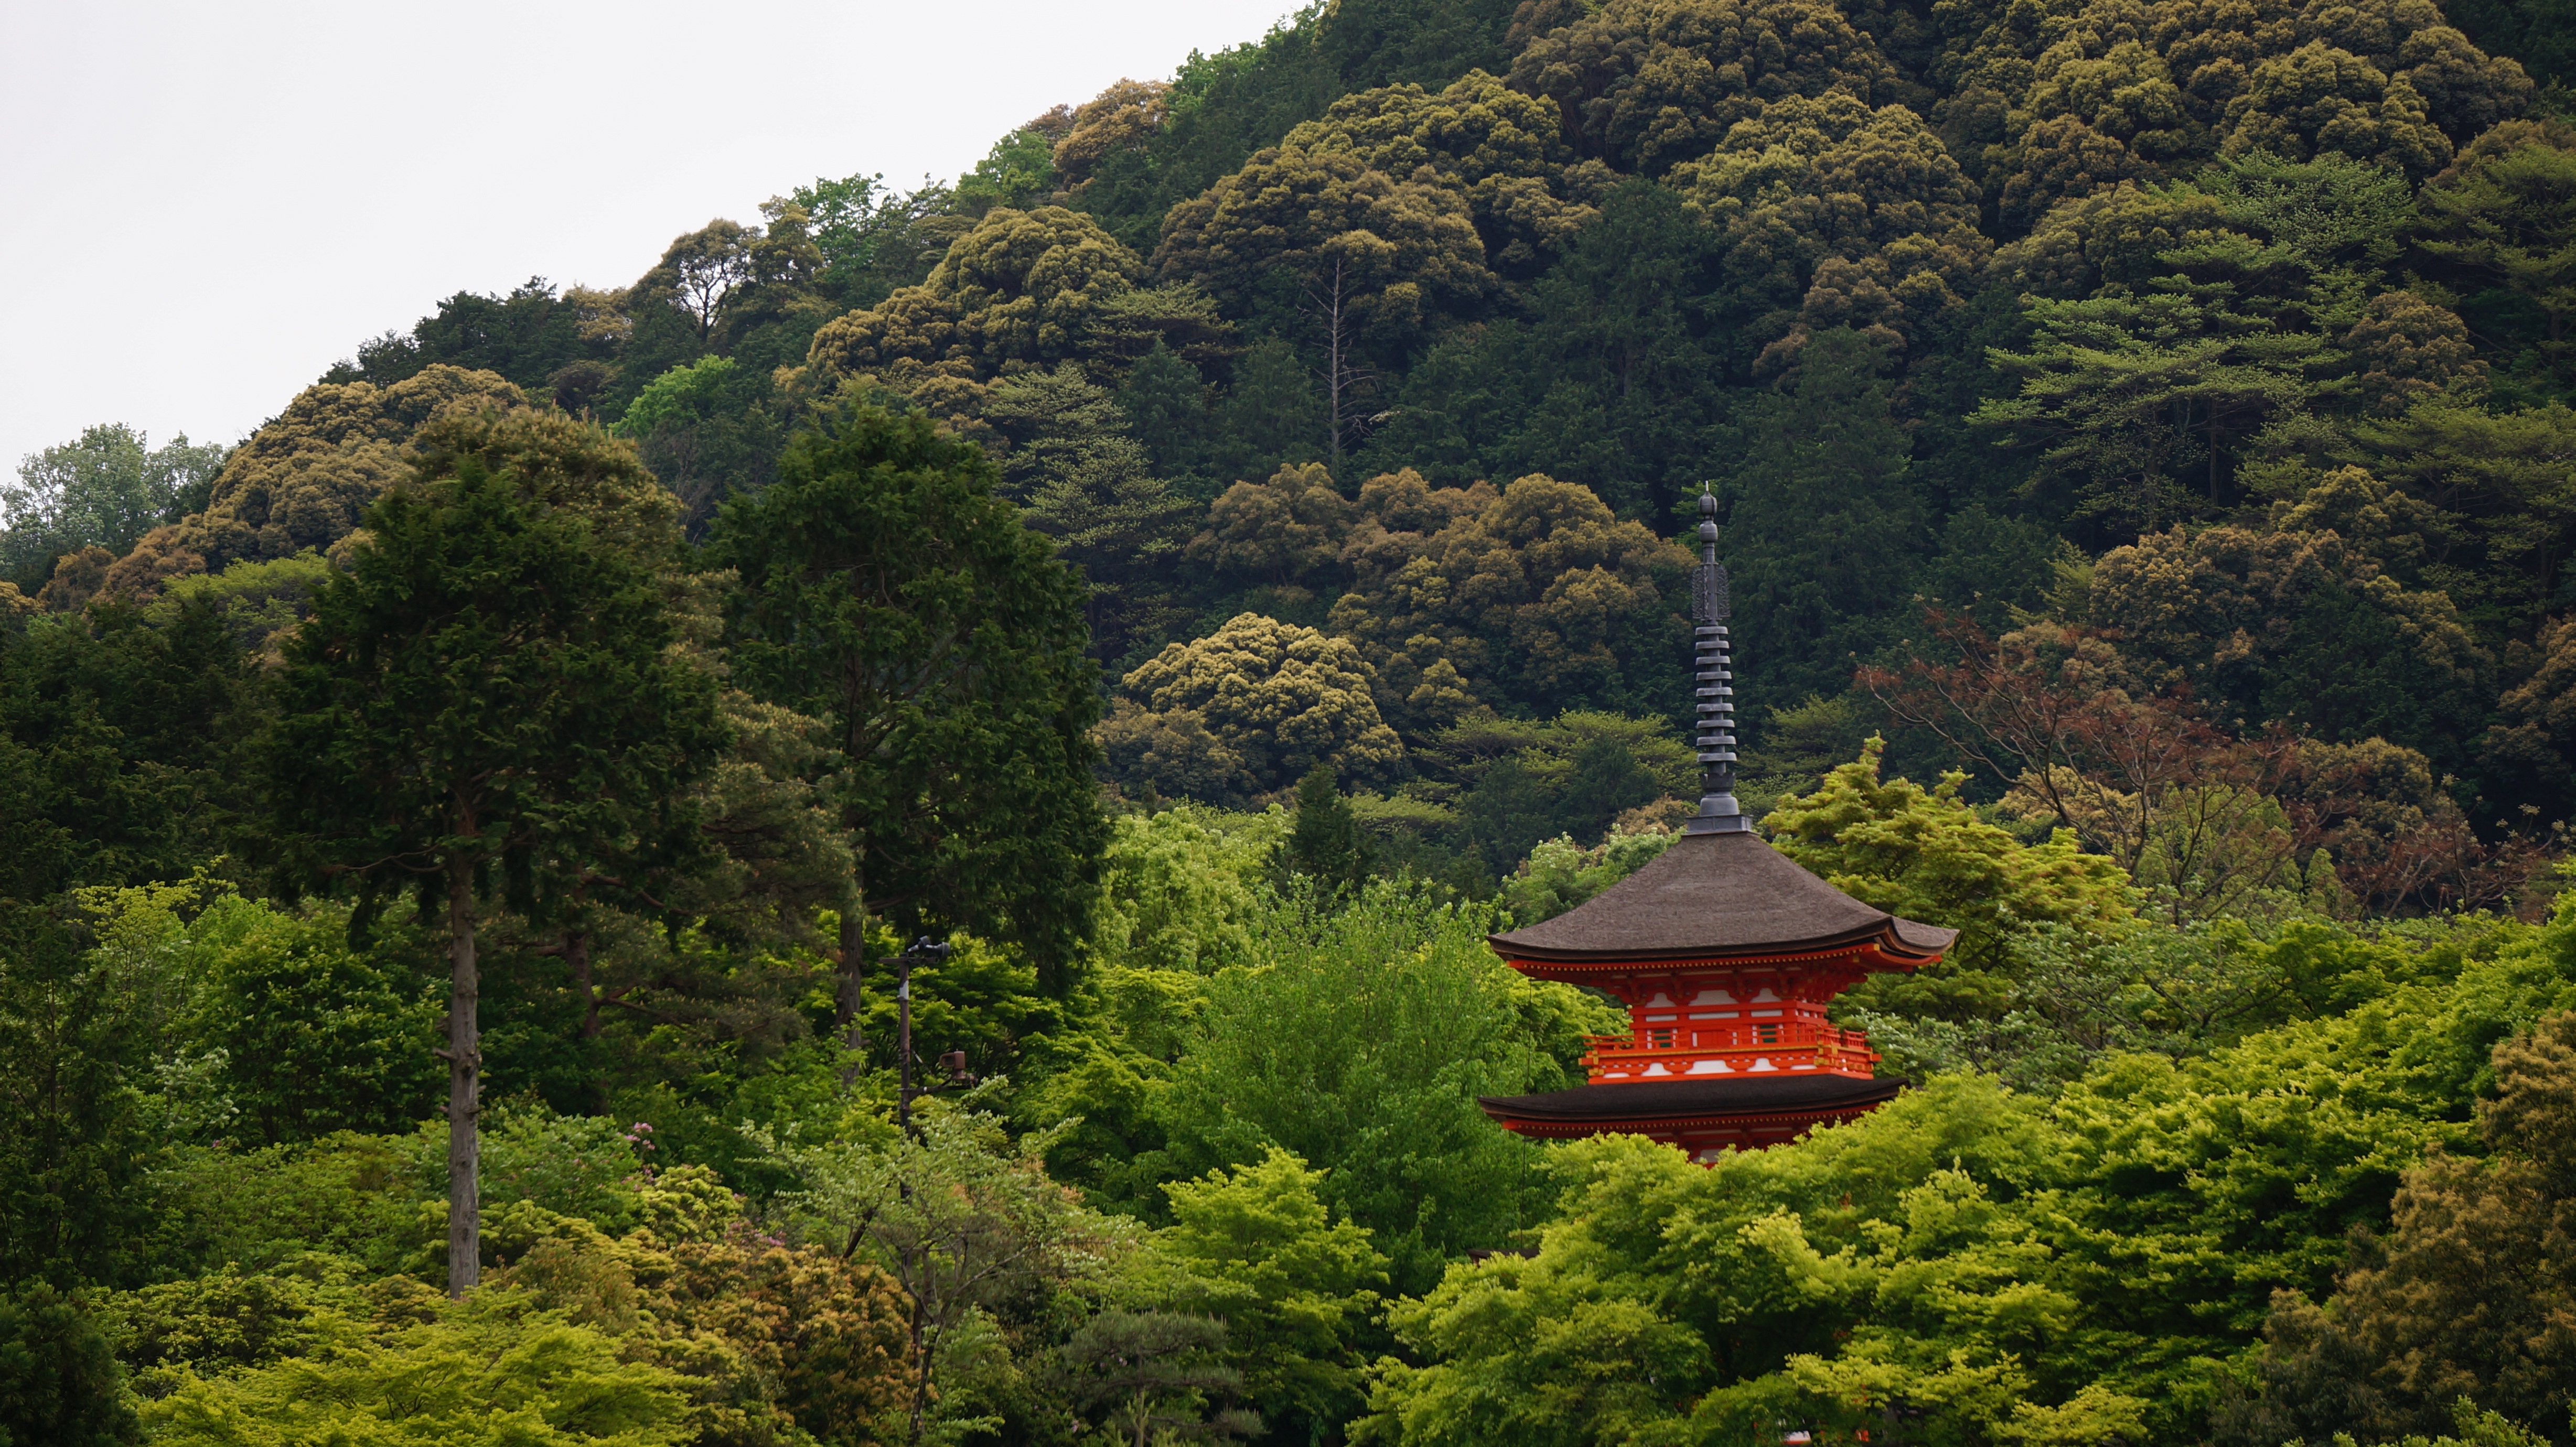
[1285, 766, 1374, 893]
[265, 456, 724, 1295]
[710, 407, 1107, 1033]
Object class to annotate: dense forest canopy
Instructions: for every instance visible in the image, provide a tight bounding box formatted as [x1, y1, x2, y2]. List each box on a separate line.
[7, 0, 2576, 1442]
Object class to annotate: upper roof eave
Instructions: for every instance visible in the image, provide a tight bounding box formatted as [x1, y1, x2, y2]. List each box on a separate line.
[1486, 829, 1960, 966]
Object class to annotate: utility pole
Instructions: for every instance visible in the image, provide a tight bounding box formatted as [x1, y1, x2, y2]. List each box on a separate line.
[894, 936, 973, 1135]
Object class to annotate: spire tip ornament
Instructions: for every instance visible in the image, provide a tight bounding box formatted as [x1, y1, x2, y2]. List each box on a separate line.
[1683, 485, 1747, 835]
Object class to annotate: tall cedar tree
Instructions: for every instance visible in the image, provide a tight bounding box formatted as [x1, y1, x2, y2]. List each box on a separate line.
[710, 407, 1107, 1045]
[265, 458, 724, 1295]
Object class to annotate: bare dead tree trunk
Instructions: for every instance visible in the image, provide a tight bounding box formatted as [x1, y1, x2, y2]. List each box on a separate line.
[445, 849, 480, 1297]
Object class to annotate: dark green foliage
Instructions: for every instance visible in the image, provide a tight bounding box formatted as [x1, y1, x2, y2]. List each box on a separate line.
[37, 5, 2576, 1443]
[1717, 328, 1929, 704]
[0, 910, 149, 1288]
[1055, 1311, 1259, 1445]
[1118, 340, 1216, 498]
[1283, 766, 1375, 893]
[1204, 338, 1326, 487]
[265, 458, 720, 935]
[1361, 182, 1724, 514]
[0, 1282, 136, 1447]
[1073, 0, 1526, 251]
[2446, 0, 2576, 90]
[323, 277, 613, 398]
[0, 601, 253, 901]
[711, 406, 1108, 989]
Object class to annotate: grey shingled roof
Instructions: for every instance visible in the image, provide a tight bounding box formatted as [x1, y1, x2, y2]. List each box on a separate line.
[1489, 829, 1958, 964]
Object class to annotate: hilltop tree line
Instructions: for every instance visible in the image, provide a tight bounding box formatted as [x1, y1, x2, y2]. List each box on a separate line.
[4, 0, 2576, 1443]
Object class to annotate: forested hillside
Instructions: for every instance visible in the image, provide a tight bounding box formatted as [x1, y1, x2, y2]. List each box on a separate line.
[6, 0, 2576, 1442]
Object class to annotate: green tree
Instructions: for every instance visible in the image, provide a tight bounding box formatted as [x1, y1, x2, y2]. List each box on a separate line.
[1326, 471, 1692, 720]
[0, 911, 150, 1289]
[1283, 766, 1376, 893]
[103, 366, 525, 596]
[0, 597, 254, 903]
[768, 1099, 1118, 1444]
[710, 406, 1107, 1033]
[2, 425, 228, 588]
[1718, 328, 1928, 703]
[174, 894, 442, 1144]
[265, 451, 724, 1294]
[1055, 1311, 1260, 1447]
[982, 364, 1198, 666]
[2233, 1011, 2576, 1445]
[138, 1291, 693, 1447]
[1506, 0, 1902, 176]
[1764, 739, 2136, 1015]
[2417, 119, 2576, 401]
[1110, 613, 1407, 804]
[1150, 884, 1611, 1293]
[1157, 1147, 1390, 1438]
[0, 1281, 136, 1447]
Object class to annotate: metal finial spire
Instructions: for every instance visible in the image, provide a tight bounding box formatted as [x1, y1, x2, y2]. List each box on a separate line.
[1684, 487, 1746, 835]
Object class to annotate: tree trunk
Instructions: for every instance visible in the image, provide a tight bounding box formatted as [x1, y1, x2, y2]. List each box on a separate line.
[446, 852, 480, 1297]
[836, 872, 867, 1088]
[570, 929, 599, 1041]
[567, 928, 611, 1115]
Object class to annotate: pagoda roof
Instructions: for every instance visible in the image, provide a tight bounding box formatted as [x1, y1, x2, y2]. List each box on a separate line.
[1489, 829, 1957, 965]
[1479, 1073, 1903, 1126]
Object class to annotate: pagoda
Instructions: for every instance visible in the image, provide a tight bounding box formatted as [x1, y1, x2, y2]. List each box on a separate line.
[1477, 491, 1957, 1162]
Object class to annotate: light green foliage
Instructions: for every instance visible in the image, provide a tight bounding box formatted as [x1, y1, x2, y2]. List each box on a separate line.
[139, 1289, 695, 1446]
[153, 551, 335, 658]
[1765, 739, 2137, 1011]
[1091, 805, 1289, 973]
[1498, 824, 1678, 924]
[955, 127, 1059, 215]
[2232, 1010, 2576, 1443]
[2, 423, 228, 585]
[1109, 612, 1408, 803]
[72, 884, 442, 1147]
[767, 1094, 1131, 1442]
[609, 355, 739, 440]
[1150, 883, 1619, 1292]
[1157, 1147, 1390, 1434]
[1358, 935, 2576, 1447]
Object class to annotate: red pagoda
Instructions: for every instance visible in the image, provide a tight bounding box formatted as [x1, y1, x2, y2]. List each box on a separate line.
[1477, 491, 1957, 1161]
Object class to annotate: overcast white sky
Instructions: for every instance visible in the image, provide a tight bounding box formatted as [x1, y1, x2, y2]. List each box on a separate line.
[1, 0, 1296, 473]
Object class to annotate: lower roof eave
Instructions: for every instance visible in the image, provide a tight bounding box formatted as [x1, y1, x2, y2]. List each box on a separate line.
[1480, 1100, 1897, 1134]
[1477, 1076, 1905, 1130]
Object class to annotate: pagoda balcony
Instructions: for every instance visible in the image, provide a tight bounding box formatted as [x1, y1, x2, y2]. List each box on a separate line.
[1581, 1021, 1880, 1082]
